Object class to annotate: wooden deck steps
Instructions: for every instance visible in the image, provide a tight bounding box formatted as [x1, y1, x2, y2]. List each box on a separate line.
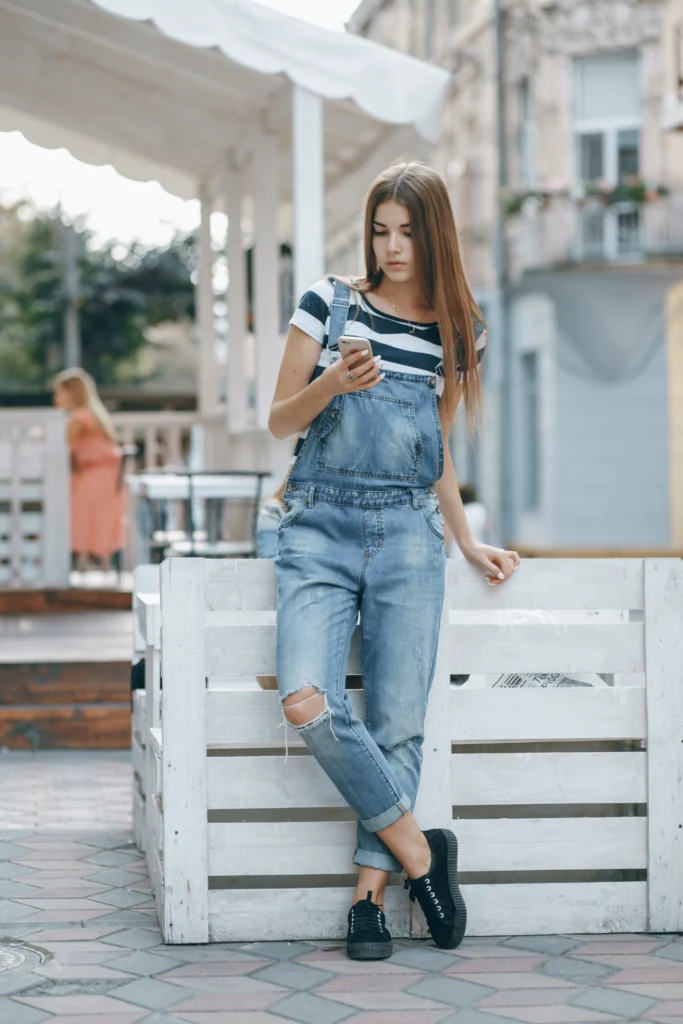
[0, 587, 131, 615]
[0, 611, 132, 750]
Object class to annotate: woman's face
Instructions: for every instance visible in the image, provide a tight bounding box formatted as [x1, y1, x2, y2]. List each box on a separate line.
[53, 383, 73, 410]
[372, 200, 415, 285]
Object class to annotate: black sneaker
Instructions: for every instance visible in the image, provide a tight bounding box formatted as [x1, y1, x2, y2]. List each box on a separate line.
[347, 891, 392, 960]
[405, 828, 466, 949]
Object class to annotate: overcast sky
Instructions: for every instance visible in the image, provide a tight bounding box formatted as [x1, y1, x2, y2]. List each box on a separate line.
[0, 0, 362, 246]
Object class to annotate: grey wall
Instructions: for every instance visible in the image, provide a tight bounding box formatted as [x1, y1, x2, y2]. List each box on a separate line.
[552, 340, 669, 546]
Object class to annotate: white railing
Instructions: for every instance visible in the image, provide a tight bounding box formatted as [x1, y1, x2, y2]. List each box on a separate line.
[510, 192, 683, 275]
[0, 410, 70, 588]
[111, 411, 199, 471]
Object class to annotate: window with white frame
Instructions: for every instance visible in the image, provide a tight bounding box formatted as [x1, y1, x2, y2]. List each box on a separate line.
[573, 51, 642, 258]
[573, 51, 641, 185]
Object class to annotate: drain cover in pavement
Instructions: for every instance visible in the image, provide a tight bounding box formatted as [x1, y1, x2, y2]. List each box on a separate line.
[0, 939, 50, 973]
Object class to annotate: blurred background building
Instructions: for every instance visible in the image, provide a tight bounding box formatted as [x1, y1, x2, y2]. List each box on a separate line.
[339, 0, 683, 550]
[0, 0, 681, 558]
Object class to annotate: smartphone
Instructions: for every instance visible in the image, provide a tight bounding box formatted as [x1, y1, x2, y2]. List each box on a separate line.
[338, 335, 374, 361]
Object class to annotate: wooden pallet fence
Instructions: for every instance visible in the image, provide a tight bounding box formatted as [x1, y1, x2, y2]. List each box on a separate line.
[141, 556, 683, 942]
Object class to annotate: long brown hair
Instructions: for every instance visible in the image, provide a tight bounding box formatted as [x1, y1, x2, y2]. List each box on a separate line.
[53, 367, 117, 442]
[353, 162, 484, 420]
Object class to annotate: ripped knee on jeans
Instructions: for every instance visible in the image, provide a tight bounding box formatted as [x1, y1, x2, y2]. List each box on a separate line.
[282, 685, 327, 729]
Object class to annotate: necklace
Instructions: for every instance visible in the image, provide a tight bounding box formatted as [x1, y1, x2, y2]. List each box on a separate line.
[379, 292, 427, 336]
[388, 297, 418, 335]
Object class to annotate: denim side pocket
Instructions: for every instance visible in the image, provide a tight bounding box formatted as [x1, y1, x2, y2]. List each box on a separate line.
[279, 498, 309, 531]
[421, 499, 445, 541]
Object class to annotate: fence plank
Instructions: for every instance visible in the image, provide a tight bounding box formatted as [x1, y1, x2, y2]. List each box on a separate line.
[202, 558, 644, 612]
[448, 559, 644, 610]
[645, 559, 683, 932]
[208, 754, 345, 807]
[208, 882, 646, 940]
[205, 559, 278, 611]
[413, 600, 451, 829]
[208, 816, 646, 876]
[206, 622, 644, 677]
[451, 687, 646, 742]
[147, 793, 164, 928]
[450, 624, 643, 674]
[433, 883, 647, 937]
[206, 688, 646, 749]
[205, 690, 366, 747]
[208, 886, 411, 942]
[160, 558, 208, 943]
[452, 752, 647, 805]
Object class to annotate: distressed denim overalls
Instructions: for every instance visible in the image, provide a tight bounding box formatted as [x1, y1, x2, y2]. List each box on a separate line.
[276, 280, 446, 873]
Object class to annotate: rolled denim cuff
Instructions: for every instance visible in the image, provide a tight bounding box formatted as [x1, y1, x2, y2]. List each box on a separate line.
[359, 792, 411, 833]
[353, 847, 402, 874]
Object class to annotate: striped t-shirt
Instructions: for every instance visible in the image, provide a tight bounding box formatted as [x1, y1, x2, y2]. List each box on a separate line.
[289, 277, 487, 381]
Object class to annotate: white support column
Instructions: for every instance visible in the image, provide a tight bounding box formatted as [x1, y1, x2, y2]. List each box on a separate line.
[197, 185, 218, 417]
[293, 85, 325, 302]
[253, 131, 280, 432]
[224, 167, 249, 434]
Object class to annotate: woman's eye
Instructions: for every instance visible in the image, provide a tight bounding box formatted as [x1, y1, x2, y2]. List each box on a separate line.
[373, 231, 387, 237]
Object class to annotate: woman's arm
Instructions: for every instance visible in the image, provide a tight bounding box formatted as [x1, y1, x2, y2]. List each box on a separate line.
[435, 385, 519, 584]
[268, 324, 383, 440]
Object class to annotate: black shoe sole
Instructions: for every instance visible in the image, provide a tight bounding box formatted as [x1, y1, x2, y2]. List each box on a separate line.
[347, 940, 393, 960]
[425, 827, 467, 950]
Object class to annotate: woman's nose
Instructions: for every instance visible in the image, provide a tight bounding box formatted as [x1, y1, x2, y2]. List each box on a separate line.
[388, 233, 402, 253]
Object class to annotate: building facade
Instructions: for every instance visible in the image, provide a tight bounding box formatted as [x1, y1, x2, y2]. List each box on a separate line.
[341, 0, 683, 548]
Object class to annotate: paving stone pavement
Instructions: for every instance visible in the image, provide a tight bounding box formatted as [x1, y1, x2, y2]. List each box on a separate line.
[2, 751, 683, 1023]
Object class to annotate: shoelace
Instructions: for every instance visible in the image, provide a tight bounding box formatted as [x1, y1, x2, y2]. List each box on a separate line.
[350, 895, 385, 933]
[405, 876, 445, 920]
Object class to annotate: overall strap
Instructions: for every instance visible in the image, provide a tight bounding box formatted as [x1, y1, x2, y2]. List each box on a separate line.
[327, 277, 352, 353]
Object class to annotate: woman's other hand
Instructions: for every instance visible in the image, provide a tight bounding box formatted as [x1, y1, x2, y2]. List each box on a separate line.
[462, 542, 520, 585]
[321, 351, 385, 399]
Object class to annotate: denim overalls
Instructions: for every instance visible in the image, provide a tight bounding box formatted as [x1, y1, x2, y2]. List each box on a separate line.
[276, 280, 446, 873]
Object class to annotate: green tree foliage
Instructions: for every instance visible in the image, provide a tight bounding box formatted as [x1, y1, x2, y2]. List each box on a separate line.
[0, 204, 195, 388]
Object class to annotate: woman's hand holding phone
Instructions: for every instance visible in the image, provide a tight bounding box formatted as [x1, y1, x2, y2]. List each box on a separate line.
[321, 347, 384, 399]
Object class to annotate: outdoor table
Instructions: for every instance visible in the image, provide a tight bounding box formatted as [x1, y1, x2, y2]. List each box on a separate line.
[127, 470, 271, 562]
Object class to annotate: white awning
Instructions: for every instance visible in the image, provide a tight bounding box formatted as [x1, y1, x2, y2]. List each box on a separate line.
[0, 0, 450, 199]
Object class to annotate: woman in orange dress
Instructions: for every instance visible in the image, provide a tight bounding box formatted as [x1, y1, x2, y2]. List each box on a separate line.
[53, 368, 125, 570]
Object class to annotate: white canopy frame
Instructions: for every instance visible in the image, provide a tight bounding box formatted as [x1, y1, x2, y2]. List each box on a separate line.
[0, 0, 449, 448]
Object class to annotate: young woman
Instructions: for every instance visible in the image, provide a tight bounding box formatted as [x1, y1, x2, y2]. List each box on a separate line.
[53, 367, 125, 571]
[269, 162, 519, 960]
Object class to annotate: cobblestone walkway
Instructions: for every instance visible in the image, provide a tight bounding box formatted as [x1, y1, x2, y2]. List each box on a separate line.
[1, 752, 682, 1023]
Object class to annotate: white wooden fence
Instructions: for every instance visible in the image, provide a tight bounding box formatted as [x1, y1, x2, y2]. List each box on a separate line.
[0, 410, 70, 587]
[131, 563, 160, 853]
[138, 556, 683, 942]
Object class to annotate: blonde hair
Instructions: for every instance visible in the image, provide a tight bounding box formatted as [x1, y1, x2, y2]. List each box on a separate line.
[354, 161, 485, 422]
[53, 368, 117, 442]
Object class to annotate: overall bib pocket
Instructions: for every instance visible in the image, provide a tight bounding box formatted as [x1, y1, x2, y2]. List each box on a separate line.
[315, 391, 423, 483]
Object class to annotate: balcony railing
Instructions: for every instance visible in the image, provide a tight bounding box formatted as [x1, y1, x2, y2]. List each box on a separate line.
[111, 411, 199, 471]
[509, 192, 683, 277]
